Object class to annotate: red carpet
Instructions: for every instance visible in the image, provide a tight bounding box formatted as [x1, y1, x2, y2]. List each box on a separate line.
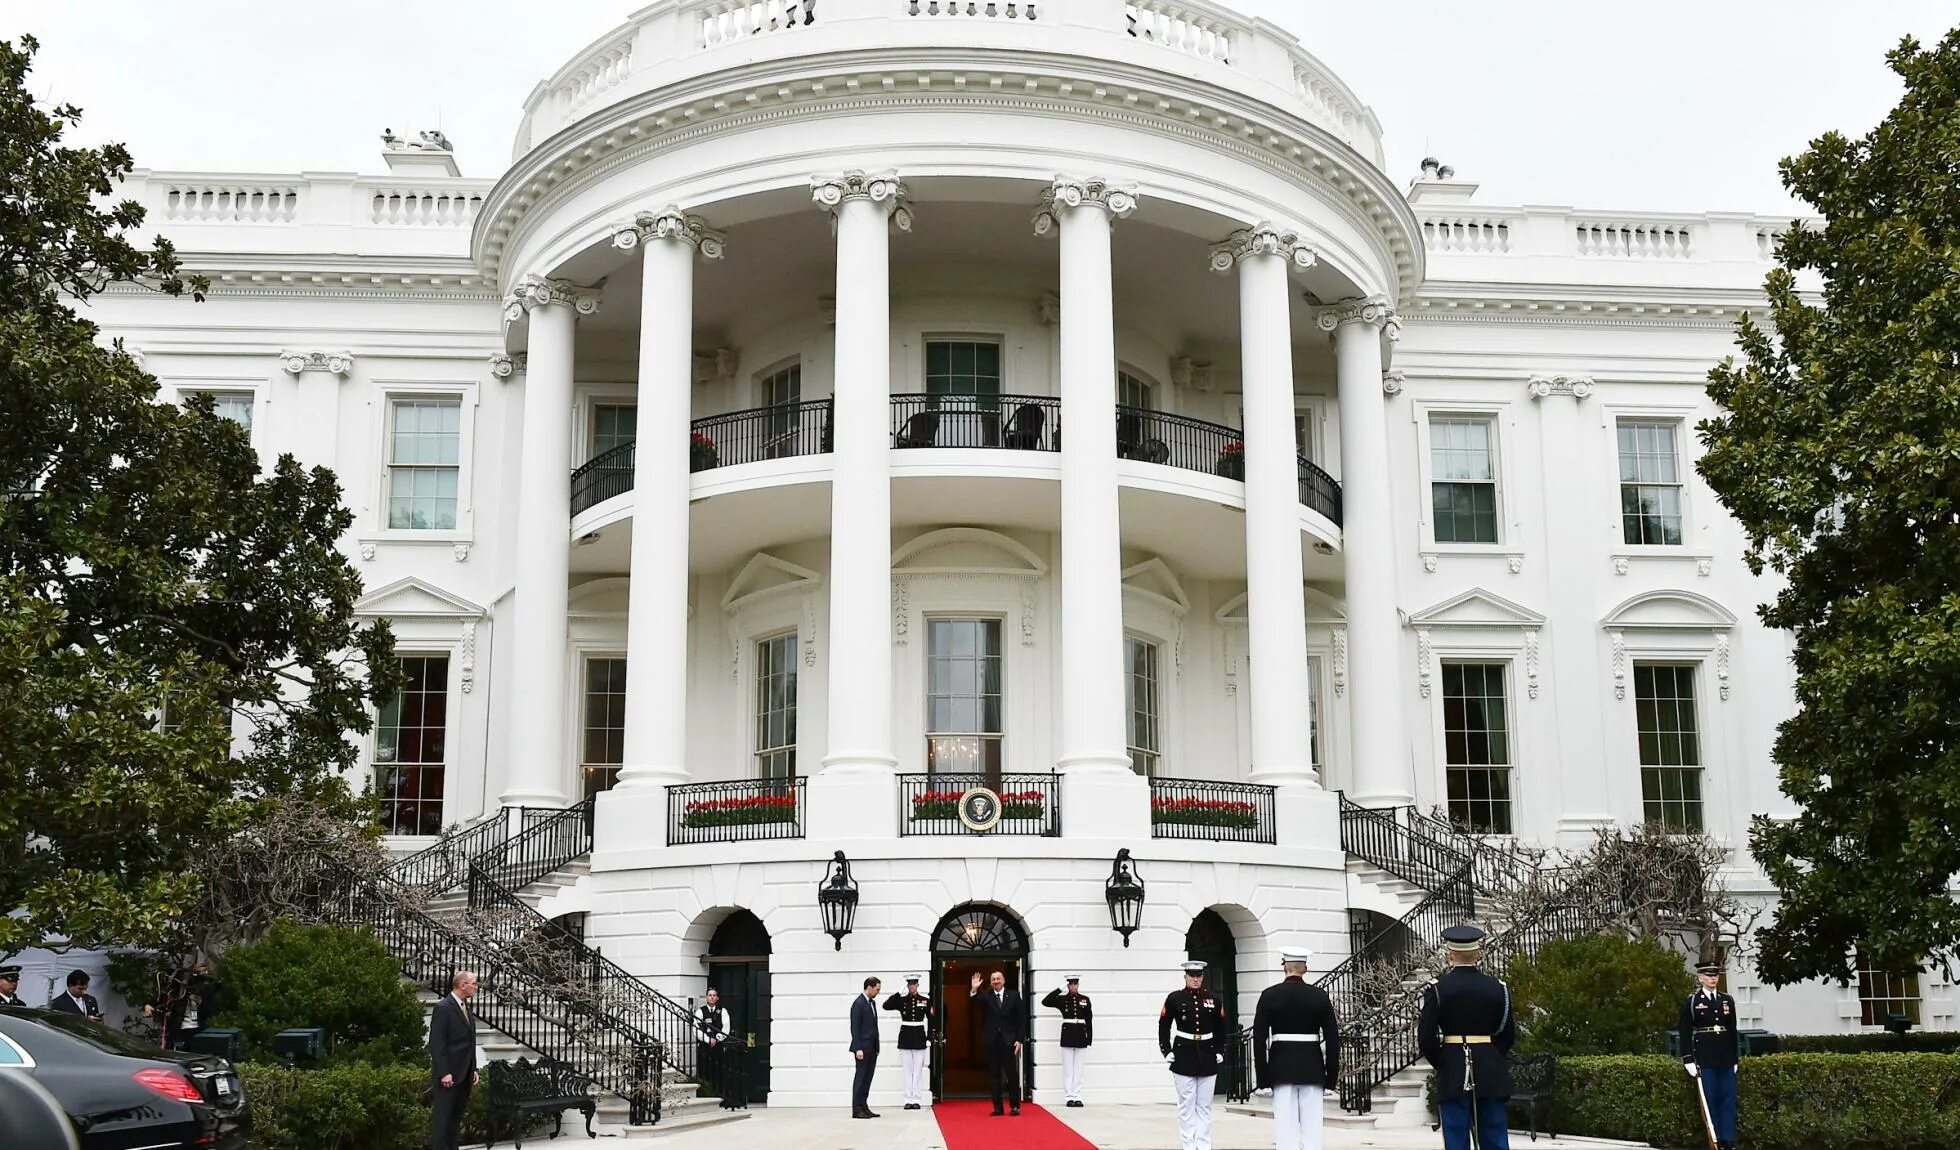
[934, 1100, 1097, 1150]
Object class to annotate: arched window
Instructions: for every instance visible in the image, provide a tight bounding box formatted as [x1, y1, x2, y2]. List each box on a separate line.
[931, 903, 1030, 956]
[709, 909, 772, 958]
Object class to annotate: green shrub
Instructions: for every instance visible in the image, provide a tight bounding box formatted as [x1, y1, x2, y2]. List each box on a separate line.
[219, 919, 424, 1065]
[239, 1062, 495, 1150]
[1777, 1032, 1960, 1055]
[1508, 934, 1693, 1055]
[1547, 1053, 1960, 1150]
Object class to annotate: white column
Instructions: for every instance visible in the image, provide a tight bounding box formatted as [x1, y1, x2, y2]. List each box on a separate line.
[1036, 176, 1149, 838]
[612, 210, 726, 797]
[810, 171, 910, 839]
[1211, 225, 1319, 788]
[500, 276, 598, 808]
[1320, 296, 1413, 807]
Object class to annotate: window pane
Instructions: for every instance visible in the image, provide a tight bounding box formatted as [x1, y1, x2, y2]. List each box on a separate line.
[1636, 663, 1702, 831]
[1443, 661, 1511, 833]
[374, 655, 449, 834]
[1126, 636, 1161, 776]
[753, 633, 798, 780]
[926, 619, 1004, 768]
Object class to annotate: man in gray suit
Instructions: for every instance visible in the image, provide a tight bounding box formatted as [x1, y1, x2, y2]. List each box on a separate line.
[428, 971, 479, 1150]
[849, 976, 882, 1118]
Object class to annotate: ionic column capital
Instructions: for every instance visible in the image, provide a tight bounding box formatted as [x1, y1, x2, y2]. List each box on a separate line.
[1032, 175, 1139, 236]
[502, 275, 601, 323]
[1209, 223, 1317, 274]
[1526, 373, 1596, 400]
[489, 352, 527, 380]
[1315, 294, 1400, 341]
[811, 170, 913, 232]
[611, 207, 727, 260]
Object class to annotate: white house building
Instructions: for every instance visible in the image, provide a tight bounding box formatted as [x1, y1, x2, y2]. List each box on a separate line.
[71, 0, 1944, 1119]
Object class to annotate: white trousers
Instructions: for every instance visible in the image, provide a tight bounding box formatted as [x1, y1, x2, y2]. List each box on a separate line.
[1271, 1084, 1325, 1150]
[1060, 1046, 1085, 1101]
[1172, 1073, 1217, 1150]
[899, 1048, 928, 1105]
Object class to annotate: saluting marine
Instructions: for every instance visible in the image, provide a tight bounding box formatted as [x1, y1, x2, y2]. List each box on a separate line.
[1160, 959, 1230, 1150]
[1041, 976, 1094, 1107]
[1680, 959, 1739, 1150]
[1417, 925, 1516, 1150]
[1252, 949, 1340, 1150]
[883, 974, 935, 1110]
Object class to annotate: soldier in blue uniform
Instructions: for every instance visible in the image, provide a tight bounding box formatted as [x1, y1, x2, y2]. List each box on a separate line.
[883, 974, 934, 1110]
[1417, 925, 1515, 1150]
[1160, 959, 1230, 1150]
[1041, 975, 1093, 1107]
[1252, 949, 1340, 1150]
[1680, 959, 1738, 1150]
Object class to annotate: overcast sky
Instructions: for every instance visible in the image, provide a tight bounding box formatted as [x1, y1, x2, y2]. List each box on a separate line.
[9, 2, 1954, 215]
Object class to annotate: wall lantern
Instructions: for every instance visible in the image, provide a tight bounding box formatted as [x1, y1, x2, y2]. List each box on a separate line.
[1104, 848, 1145, 947]
[818, 850, 859, 951]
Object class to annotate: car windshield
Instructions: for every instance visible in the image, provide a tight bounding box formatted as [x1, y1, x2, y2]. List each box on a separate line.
[21, 1011, 175, 1058]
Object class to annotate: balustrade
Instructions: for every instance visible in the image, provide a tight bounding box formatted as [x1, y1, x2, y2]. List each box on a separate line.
[1148, 776, 1276, 844]
[666, 778, 808, 845]
[1574, 220, 1694, 259]
[689, 0, 810, 47]
[1125, 1, 1241, 64]
[898, 772, 1062, 836]
[1419, 215, 1514, 254]
[906, 0, 1039, 16]
[690, 398, 833, 472]
[161, 184, 299, 223]
[890, 393, 1060, 451]
[367, 187, 483, 227]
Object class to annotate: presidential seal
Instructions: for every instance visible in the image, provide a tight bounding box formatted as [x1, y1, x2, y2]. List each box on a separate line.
[957, 787, 1002, 832]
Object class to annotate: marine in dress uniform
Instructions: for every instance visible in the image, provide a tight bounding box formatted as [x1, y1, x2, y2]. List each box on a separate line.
[883, 974, 934, 1109]
[1041, 976, 1094, 1107]
[1253, 949, 1340, 1150]
[1160, 960, 1230, 1150]
[0, 967, 24, 1008]
[1417, 925, 1516, 1150]
[1680, 960, 1739, 1150]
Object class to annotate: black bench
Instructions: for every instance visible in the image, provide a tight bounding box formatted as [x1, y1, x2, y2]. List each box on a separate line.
[1506, 1052, 1558, 1141]
[486, 1057, 598, 1148]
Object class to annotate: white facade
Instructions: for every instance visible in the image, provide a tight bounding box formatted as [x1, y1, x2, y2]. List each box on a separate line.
[80, 0, 1946, 1107]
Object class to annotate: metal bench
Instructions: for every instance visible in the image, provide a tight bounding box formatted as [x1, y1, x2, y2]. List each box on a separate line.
[1506, 1052, 1558, 1142]
[486, 1057, 598, 1148]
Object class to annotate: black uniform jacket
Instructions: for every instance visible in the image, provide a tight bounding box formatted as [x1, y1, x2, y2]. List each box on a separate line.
[47, 992, 101, 1019]
[1679, 989, 1739, 1069]
[883, 990, 935, 1050]
[1042, 989, 1094, 1048]
[971, 986, 1024, 1054]
[1159, 987, 1229, 1077]
[1253, 977, 1340, 1088]
[0, 992, 25, 1007]
[1417, 966, 1516, 1103]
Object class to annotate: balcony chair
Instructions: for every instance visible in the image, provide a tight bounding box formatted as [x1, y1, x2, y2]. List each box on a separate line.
[895, 410, 940, 448]
[1002, 403, 1047, 450]
[1134, 438, 1170, 464]
[1115, 410, 1142, 457]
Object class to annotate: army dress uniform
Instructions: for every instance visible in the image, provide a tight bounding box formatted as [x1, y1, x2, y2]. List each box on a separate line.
[1041, 978, 1094, 1106]
[1417, 926, 1516, 1150]
[1159, 960, 1230, 1150]
[1253, 950, 1340, 1150]
[1680, 962, 1739, 1150]
[882, 976, 935, 1110]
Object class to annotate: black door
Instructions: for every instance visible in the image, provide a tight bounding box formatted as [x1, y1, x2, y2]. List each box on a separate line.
[928, 903, 1032, 1101]
[707, 911, 771, 1104]
[1186, 908, 1241, 1097]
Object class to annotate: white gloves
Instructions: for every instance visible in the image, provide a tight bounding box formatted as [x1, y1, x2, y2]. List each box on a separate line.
[1684, 1062, 1699, 1079]
[1255, 1087, 1273, 1097]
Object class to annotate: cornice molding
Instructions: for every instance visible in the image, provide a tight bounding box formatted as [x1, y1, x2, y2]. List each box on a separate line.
[501, 275, 601, 323]
[279, 350, 354, 377]
[610, 206, 727, 259]
[1032, 175, 1139, 236]
[1208, 222, 1317, 274]
[811, 170, 914, 232]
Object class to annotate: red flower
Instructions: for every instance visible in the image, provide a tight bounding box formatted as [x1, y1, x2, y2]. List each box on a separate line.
[1220, 441, 1244, 455]
[691, 432, 717, 449]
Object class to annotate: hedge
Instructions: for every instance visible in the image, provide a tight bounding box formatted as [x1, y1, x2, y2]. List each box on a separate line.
[1777, 1032, 1960, 1055]
[239, 1062, 497, 1150]
[1543, 1053, 1960, 1150]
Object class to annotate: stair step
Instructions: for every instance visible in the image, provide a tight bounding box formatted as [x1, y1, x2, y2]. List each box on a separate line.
[605, 1109, 751, 1138]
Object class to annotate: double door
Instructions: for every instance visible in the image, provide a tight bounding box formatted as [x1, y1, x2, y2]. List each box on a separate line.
[930, 957, 1032, 1101]
[705, 961, 770, 1104]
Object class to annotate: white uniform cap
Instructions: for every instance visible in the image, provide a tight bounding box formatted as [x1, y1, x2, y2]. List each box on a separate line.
[1065, 975, 1081, 983]
[1180, 960, 1208, 975]
[904, 974, 922, 983]
[1281, 950, 1312, 965]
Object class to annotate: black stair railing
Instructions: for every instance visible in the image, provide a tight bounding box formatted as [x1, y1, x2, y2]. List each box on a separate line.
[391, 810, 510, 898]
[1339, 797, 1474, 892]
[476, 798, 595, 893]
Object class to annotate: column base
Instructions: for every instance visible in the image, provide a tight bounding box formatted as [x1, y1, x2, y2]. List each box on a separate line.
[497, 786, 572, 810]
[1345, 785, 1417, 810]
[593, 785, 669, 855]
[809, 762, 898, 840]
[612, 766, 689, 794]
[1059, 765, 1149, 840]
[1273, 784, 1339, 850]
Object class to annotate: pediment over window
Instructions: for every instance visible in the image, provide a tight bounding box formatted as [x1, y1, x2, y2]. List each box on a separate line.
[721, 552, 823, 612]
[1121, 557, 1190, 615]
[1212, 587, 1347, 626]
[891, 528, 1047, 577]
[354, 576, 484, 619]
[1404, 588, 1545, 630]
[569, 576, 631, 617]
[1600, 589, 1737, 631]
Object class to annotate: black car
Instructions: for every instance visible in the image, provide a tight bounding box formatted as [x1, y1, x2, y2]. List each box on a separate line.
[0, 1007, 249, 1149]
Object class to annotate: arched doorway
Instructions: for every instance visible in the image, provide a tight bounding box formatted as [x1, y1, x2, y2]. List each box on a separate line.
[706, 910, 771, 1104]
[1186, 908, 1242, 1097]
[929, 903, 1032, 1102]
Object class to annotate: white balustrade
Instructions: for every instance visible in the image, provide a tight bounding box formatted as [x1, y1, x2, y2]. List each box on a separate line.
[904, 0, 1039, 17]
[690, 0, 812, 47]
[1574, 220, 1693, 259]
[1294, 67, 1366, 144]
[555, 32, 635, 110]
[1125, 1, 1241, 64]
[367, 188, 484, 228]
[1756, 226, 1784, 261]
[161, 184, 299, 224]
[1420, 215, 1514, 254]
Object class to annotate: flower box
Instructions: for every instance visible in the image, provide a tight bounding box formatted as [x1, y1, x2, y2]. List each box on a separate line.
[1151, 795, 1260, 830]
[910, 788, 1048, 823]
[1214, 441, 1245, 480]
[690, 432, 719, 471]
[680, 792, 798, 828]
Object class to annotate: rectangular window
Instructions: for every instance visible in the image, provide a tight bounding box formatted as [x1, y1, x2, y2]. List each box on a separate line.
[1442, 662, 1513, 834]
[188, 390, 254, 430]
[1636, 663, 1703, 832]
[1430, 417, 1499, 544]
[926, 617, 1003, 777]
[759, 362, 804, 449]
[374, 655, 449, 835]
[582, 657, 627, 797]
[1125, 636, 1161, 777]
[1307, 656, 1325, 772]
[1118, 371, 1153, 411]
[591, 403, 637, 458]
[1857, 951, 1922, 1026]
[760, 362, 802, 409]
[925, 340, 1002, 398]
[754, 633, 798, 781]
[1618, 421, 1685, 545]
[386, 399, 461, 530]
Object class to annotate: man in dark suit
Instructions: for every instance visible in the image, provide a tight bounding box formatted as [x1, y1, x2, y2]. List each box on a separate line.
[1418, 926, 1516, 1150]
[46, 971, 102, 1021]
[849, 976, 882, 1118]
[1680, 959, 1740, 1150]
[969, 969, 1024, 1116]
[0, 966, 25, 1007]
[428, 970, 479, 1150]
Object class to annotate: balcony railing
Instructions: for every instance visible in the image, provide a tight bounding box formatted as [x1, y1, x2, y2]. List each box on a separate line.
[898, 772, 1062, 836]
[571, 441, 635, 516]
[1149, 777, 1277, 844]
[891, 393, 1060, 451]
[666, 778, 807, 845]
[691, 398, 833, 472]
[1299, 455, 1343, 525]
[1115, 405, 1244, 479]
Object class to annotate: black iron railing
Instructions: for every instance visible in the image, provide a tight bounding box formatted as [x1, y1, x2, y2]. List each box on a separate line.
[890, 393, 1061, 451]
[571, 442, 636, 516]
[391, 810, 509, 898]
[474, 798, 595, 893]
[1148, 777, 1277, 844]
[1222, 1028, 1254, 1103]
[897, 773, 1062, 836]
[692, 399, 833, 472]
[1401, 804, 1536, 895]
[666, 778, 807, 846]
[1338, 798, 1473, 892]
[1298, 455, 1343, 525]
[1115, 405, 1242, 477]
